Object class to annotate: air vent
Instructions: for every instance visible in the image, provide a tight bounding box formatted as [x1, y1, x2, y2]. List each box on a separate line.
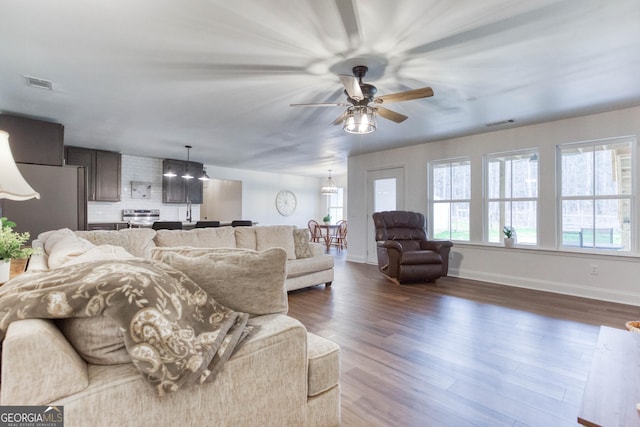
[24, 76, 53, 90]
[485, 119, 515, 127]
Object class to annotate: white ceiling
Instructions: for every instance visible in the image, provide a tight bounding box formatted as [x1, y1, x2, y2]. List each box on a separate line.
[1, 0, 640, 177]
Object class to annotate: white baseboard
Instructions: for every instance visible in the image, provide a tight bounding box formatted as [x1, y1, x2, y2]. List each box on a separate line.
[449, 267, 640, 306]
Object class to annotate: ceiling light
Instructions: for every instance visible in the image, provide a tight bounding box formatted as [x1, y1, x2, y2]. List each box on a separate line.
[321, 170, 338, 195]
[163, 168, 177, 177]
[343, 106, 376, 134]
[0, 130, 40, 200]
[181, 145, 194, 179]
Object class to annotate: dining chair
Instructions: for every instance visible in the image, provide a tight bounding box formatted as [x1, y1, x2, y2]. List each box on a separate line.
[307, 220, 322, 243]
[332, 220, 348, 251]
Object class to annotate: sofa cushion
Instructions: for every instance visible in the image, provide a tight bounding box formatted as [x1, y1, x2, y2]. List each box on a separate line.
[234, 226, 257, 250]
[154, 226, 236, 248]
[293, 229, 313, 259]
[57, 315, 131, 365]
[286, 255, 334, 278]
[76, 228, 157, 258]
[255, 226, 296, 260]
[156, 248, 288, 316]
[307, 332, 341, 397]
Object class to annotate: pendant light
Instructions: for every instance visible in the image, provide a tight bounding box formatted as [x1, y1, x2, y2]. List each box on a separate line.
[320, 170, 338, 195]
[181, 145, 193, 179]
[0, 130, 40, 200]
[198, 169, 210, 181]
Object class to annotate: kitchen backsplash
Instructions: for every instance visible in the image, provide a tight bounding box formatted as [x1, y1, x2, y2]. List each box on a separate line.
[88, 154, 200, 223]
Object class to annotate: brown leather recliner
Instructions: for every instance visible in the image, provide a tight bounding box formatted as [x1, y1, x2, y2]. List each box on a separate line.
[373, 211, 453, 283]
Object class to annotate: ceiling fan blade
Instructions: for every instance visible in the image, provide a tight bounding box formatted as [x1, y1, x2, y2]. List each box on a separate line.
[376, 107, 408, 123]
[331, 111, 348, 126]
[339, 74, 364, 100]
[290, 102, 347, 107]
[375, 87, 434, 104]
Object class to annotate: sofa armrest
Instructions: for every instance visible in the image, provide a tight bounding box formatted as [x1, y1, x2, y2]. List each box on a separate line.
[1, 319, 89, 405]
[376, 240, 404, 252]
[27, 239, 48, 271]
[419, 240, 453, 253]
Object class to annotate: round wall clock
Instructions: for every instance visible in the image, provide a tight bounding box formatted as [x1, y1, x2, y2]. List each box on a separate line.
[275, 190, 297, 216]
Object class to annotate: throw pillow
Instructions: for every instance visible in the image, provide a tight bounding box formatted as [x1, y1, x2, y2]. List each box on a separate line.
[57, 315, 131, 365]
[59, 245, 134, 268]
[159, 248, 288, 317]
[38, 229, 96, 269]
[254, 226, 296, 260]
[293, 228, 313, 259]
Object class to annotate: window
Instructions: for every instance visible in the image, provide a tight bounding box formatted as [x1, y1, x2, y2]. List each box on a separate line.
[327, 188, 344, 222]
[486, 150, 539, 244]
[430, 158, 470, 241]
[558, 137, 633, 251]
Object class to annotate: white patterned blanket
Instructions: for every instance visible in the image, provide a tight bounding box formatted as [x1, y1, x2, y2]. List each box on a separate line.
[0, 258, 249, 395]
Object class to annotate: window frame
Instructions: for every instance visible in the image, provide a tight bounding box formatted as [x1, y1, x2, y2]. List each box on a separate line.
[556, 136, 635, 253]
[484, 148, 540, 246]
[327, 187, 345, 223]
[428, 157, 471, 242]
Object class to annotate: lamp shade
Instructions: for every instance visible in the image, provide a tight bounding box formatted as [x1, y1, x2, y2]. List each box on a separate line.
[0, 130, 40, 200]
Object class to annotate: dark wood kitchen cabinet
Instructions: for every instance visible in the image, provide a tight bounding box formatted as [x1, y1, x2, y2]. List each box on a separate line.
[65, 146, 121, 202]
[0, 114, 64, 166]
[162, 159, 203, 204]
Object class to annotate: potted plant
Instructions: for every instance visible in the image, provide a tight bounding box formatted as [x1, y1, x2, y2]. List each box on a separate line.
[0, 217, 35, 283]
[503, 226, 516, 248]
[323, 214, 331, 225]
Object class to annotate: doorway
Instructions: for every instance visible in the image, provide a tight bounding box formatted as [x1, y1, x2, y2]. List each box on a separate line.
[366, 167, 405, 264]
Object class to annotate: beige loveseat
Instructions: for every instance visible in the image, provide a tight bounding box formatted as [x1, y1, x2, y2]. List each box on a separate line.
[0, 228, 341, 427]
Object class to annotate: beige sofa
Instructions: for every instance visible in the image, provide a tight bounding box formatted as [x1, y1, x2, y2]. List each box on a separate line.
[0, 228, 341, 427]
[82, 225, 334, 292]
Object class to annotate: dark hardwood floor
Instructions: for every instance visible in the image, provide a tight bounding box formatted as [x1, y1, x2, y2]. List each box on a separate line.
[287, 250, 639, 427]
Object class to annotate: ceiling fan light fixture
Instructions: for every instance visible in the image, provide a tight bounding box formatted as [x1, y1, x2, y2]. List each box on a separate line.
[343, 106, 376, 134]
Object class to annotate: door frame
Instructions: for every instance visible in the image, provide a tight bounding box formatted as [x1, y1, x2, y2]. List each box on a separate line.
[366, 167, 405, 264]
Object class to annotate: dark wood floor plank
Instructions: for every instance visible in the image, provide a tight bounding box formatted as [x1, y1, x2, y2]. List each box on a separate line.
[287, 252, 639, 427]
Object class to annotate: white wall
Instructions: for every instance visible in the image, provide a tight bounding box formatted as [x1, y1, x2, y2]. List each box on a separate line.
[203, 165, 325, 229]
[88, 155, 325, 228]
[348, 105, 640, 305]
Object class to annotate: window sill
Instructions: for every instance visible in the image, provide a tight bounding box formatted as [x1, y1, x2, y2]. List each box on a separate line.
[450, 241, 640, 261]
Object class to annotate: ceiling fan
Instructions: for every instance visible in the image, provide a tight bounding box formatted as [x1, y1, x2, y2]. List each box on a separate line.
[290, 65, 434, 134]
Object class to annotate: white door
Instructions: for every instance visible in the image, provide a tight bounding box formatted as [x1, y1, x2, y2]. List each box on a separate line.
[366, 167, 405, 263]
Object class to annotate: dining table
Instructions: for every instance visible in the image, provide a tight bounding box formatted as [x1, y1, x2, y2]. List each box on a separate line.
[316, 224, 339, 253]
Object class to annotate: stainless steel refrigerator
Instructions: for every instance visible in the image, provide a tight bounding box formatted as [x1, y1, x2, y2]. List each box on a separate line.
[0, 163, 88, 242]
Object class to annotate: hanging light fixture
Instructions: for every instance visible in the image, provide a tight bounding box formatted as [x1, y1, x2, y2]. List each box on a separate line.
[163, 167, 177, 177]
[0, 130, 40, 200]
[181, 145, 193, 179]
[198, 169, 210, 181]
[343, 106, 377, 134]
[321, 170, 338, 195]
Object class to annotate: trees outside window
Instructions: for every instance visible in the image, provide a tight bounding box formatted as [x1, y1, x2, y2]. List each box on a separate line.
[486, 150, 539, 244]
[430, 158, 470, 241]
[558, 137, 633, 251]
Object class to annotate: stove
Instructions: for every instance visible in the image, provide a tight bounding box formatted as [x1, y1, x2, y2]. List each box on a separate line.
[122, 209, 160, 227]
